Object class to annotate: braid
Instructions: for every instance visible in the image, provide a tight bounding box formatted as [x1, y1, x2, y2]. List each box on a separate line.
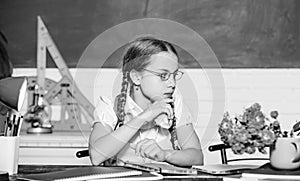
[104, 72, 129, 166]
[168, 106, 181, 150]
[114, 71, 130, 130]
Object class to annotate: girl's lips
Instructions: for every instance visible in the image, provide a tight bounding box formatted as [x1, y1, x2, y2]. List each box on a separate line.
[164, 93, 174, 98]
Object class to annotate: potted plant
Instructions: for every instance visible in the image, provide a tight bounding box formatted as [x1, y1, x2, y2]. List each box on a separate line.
[218, 103, 282, 155]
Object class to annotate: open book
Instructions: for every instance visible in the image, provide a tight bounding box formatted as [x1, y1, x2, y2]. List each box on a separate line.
[241, 162, 300, 180]
[123, 162, 197, 175]
[18, 166, 143, 181]
[192, 164, 260, 175]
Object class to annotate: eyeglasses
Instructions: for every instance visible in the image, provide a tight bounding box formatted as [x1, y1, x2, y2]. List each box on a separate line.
[141, 68, 184, 81]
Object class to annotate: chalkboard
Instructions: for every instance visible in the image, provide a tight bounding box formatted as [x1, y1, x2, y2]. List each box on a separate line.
[0, 0, 299, 68]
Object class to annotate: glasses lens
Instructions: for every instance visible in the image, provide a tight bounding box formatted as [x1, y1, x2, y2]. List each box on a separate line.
[175, 71, 183, 80]
[161, 73, 170, 81]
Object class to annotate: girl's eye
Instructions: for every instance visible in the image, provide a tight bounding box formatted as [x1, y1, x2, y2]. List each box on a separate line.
[160, 73, 170, 80]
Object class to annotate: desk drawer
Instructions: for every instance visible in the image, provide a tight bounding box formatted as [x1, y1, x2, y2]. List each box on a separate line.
[19, 147, 91, 165]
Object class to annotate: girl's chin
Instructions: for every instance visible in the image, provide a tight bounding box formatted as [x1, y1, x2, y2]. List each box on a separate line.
[149, 95, 167, 102]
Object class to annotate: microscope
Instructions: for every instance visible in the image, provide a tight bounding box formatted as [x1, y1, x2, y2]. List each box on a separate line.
[24, 84, 52, 134]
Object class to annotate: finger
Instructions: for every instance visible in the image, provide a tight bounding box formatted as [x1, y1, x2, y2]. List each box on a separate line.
[145, 145, 159, 159]
[142, 142, 157, 157]
[135, 139, 146, 155]
[151, 101, 170, 118]
[129, 143, 136, 150]
[135, 139, 150, 156]
[165, 104, 174, 119]
[148, 147, 164, 161]
[165, 107, 171, 120]
[135, 139, 147, 155]
[138, 139, 155, 158]
[162, 105, 173, 120]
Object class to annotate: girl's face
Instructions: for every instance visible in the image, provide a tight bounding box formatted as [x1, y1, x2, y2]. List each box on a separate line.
[139, 51, 179, 102]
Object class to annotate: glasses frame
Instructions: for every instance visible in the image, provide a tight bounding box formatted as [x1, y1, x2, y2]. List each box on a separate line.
[141, 68, 184, 81]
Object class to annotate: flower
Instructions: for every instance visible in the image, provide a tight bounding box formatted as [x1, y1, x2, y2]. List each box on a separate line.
[218, 103, 279, 155]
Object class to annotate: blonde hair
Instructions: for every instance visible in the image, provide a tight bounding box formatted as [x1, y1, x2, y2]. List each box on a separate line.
[114, 36, 180, 150]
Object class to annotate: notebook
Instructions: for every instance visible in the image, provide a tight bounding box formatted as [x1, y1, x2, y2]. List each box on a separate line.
[192, 164, 260, 175]
[123, 162, 197, 175]
[18, 166, 142, 181]
[88, 171, 163, 181]
[241, 162, 300, 180]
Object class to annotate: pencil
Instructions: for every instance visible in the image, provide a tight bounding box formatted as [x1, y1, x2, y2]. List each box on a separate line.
[10, 114, 16, 136]
[13, 116, 21, 136]
[17, 116, 24, 136]
[3, 112, 9, 136]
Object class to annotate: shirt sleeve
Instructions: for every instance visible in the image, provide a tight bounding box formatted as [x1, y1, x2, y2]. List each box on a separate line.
[176, 103, 193, 128]
[174, 89, 193, 128]
[92, 96, 118, 130]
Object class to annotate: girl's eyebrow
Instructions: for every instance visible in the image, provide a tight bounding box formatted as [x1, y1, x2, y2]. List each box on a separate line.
[158, 68, 179, 73]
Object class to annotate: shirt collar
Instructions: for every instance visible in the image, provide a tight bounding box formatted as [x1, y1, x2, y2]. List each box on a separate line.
[124, 95, 143, 117]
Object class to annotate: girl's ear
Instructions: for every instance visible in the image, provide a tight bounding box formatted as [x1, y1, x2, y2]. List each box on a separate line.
[129, 69, 141, 86]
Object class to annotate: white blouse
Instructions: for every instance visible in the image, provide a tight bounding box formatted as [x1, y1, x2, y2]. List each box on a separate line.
[92, 90, 192, 164]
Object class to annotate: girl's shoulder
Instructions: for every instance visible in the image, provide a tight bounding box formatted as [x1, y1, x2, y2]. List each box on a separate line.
[97, 96, 119, 110]
[95, 96, 115, 111]
[99, 96, 114, 105]
[94, 96, 118, 127]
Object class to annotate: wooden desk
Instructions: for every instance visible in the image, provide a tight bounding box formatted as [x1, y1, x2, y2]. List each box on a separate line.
[19, 131, 90, 165]
[10, 165, 226, 181]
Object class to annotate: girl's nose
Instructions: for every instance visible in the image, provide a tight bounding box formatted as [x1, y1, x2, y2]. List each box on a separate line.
[167, 76, 176, 88]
